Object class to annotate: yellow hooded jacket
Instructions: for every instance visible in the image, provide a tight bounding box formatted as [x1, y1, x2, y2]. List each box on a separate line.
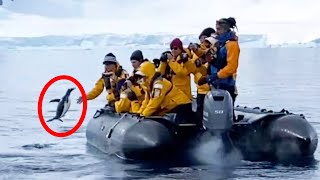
[115, 80, 146, 113]
[157, 48, 194, 100]
[183, 50, 210, 95]
[193, 63, 210, 94]
[191, 41, 239, 95]
[115, 89, 131, 113]
[136, 62, 191, 117]
[115, 62, 152, 113]
[139, 74, 191, 117]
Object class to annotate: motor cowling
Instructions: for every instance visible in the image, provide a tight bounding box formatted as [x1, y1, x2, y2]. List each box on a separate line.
[203, 89, 234, 131]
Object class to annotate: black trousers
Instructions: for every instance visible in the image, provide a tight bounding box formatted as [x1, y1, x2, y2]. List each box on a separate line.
[219, 85, 237, 122]
[220, 85, 237, 104]
[196, 93, 206, 127]
[170, 103, 194, 124]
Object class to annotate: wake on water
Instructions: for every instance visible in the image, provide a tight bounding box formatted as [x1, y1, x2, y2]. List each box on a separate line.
[192, 133, 243, 167]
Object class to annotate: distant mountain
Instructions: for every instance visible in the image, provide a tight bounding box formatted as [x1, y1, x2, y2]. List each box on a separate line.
[311, 38, 320, 44]
[0, 33, 318, 49]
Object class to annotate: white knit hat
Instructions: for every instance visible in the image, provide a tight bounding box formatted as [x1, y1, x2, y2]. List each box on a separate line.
[205, 37, 218, 45]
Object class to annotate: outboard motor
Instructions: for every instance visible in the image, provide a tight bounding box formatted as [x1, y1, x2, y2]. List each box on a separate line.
[203, 89, 234, 131]
[203, 88, 235, 154]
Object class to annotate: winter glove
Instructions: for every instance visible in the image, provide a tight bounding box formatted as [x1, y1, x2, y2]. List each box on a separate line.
[160, 53, 169, 62]
[181, 53, 189, 63]
[167, 53, 173, 60]
[207, 73, 218, 84]
[188, 43, 199, 51]
[197, 77, 208, 86]
[153, 58, 160, 68]
[102, 72, 113, 78]
[127, 91, 138, 101]
[195, 58, 202, 67]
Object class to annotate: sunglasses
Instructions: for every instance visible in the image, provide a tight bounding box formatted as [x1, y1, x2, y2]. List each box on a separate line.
[171, 47, 179, 50]
[103, 62, 116, 65]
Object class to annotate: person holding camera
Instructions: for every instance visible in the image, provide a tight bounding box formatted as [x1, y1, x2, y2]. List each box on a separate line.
[134, 61, 192, 123]
[115, 50, 150, 113]
[157, 38, 194, 101]
[198, 17, 240, 122]
[184, 35, 219, 128]
[189, 27, 216, 59]
[198, 18, 239, 103]
[77, 53, 129, 108]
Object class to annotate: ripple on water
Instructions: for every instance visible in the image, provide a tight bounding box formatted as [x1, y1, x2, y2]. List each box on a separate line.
[11, 164, 73, 173]
[0, 96, 8, 102]
[21, 143, 57, 150]
[58, 126, 75, 132]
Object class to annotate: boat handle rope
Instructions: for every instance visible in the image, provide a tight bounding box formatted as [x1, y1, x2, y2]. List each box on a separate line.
[107, 113, 128, 139]
[93, 109, 105, 119]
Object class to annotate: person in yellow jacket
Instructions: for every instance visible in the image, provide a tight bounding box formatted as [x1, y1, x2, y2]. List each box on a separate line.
[77, 53, 129, 107]
[115, 50, 147, 113]
[134, 61, 193, 123]
[190, 28, 239, 102]
[190, 27, 216, 59]
[157, 38, 195, 100]
[180, 28, 216, 127]
[115, 86, 142, 113]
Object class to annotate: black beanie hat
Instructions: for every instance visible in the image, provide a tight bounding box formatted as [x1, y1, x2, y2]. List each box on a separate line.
[106, 53, 115, 58]
[130, 50, 144, 62]
[199, 27, 216, 39]
[103, 52, 117, 65]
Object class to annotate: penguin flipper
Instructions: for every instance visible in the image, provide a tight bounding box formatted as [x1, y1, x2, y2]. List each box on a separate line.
[49, 99, 60, 103]
[46, 118, 56, 122]
[58, 119, 63, 122]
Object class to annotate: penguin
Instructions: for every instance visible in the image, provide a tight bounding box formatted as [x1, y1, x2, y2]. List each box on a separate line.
[47, 87, 75, 122]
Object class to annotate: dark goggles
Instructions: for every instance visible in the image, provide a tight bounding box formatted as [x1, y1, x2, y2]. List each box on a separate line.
[103, 61, 116, 65]
[170, 46, 179, 50]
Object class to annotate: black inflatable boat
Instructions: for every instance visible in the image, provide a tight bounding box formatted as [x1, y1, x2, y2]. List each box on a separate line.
[230, 106, 318, 162]
[85, 89, 318, 162]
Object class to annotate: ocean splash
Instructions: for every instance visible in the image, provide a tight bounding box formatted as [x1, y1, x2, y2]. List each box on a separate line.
[193, 132, 243, 167]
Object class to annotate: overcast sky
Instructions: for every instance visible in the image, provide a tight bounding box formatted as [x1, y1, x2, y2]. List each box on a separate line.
[0, 0, 319, 43]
